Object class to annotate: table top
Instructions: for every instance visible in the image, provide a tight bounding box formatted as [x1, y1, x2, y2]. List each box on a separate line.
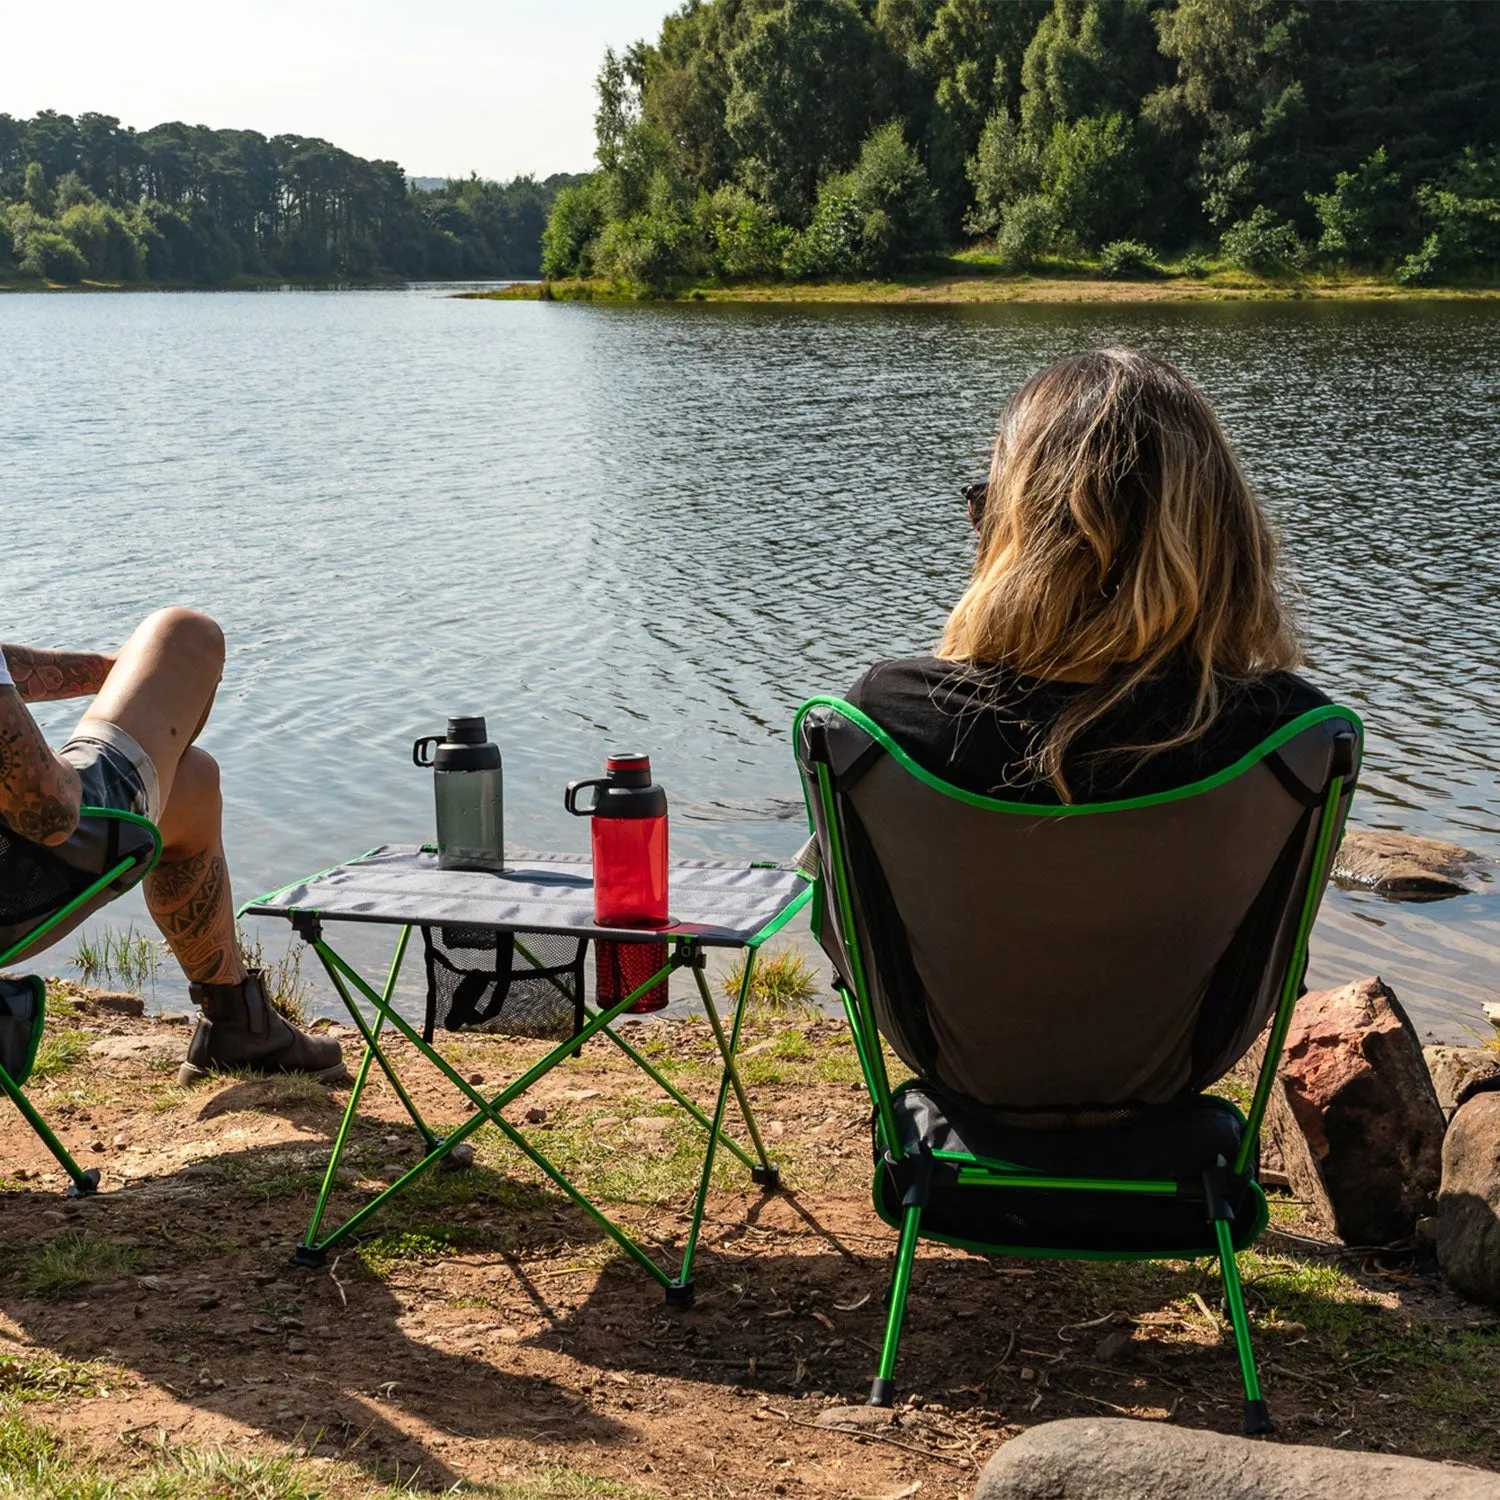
[241, 845, 812, 949]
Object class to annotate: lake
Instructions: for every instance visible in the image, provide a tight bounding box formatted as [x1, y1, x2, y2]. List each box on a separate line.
[4, 288, 1498, 1041]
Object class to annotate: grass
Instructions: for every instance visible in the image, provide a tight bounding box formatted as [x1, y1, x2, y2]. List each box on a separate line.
[27, 1029, 89, 1082]
[70, 926, 160, 991]
[18, 1231, 142, 1299]
[237, 929, 314, 1026]
[0, 1348, 113, 1402]
[720, 945, 821, 1019]
[0, 1406, 657, 1499]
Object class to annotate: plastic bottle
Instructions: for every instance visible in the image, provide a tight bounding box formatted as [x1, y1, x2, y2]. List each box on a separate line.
[413, 716, 505, 872]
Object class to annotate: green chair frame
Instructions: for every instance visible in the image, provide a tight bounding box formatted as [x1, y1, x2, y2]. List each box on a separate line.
[796, 698, 1360, 1433]
[0, 806, 162, 1197]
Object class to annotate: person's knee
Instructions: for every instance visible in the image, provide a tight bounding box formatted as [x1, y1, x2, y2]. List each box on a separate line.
[140, 607, 225, 679]
[167, 746, 223, 824]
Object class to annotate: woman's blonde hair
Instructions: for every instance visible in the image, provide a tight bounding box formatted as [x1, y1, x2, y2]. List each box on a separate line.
[938, 348, 1300, 800]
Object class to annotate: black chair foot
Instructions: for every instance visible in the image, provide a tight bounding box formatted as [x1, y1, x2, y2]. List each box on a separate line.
[751, 1164, 780, 1191]
[867, 1377, 895, 1408]
[1244, 1398, 1273, 1436]
[292, 1244, 328, 1269]
[665, 1279, 695, 1308]
[65, 1169, 100, 1199]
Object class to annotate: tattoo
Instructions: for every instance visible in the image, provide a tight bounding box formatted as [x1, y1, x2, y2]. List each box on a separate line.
[1, 646, 114, 703]
[0, 689, 81, 845]
[146, 850, 241, 983]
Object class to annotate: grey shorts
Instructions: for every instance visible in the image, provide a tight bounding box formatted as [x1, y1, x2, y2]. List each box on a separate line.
[0, 723, 161, 965]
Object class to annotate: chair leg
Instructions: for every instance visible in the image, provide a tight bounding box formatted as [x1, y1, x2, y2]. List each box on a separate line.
[0, 1065, 99, 1197]
[1214, 1217, 1271, 1435]
[870, 1203, 921, 1407]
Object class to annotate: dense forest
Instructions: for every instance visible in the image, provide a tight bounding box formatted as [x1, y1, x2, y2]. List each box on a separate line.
[0, 112, 581, 283]
[543, 0, 1500, 287]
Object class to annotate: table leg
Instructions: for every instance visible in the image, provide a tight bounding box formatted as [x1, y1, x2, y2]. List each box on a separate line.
[296, 928, 422, 1264]
[303, 945, 682, 1284]
[671, 949, 777, 1305]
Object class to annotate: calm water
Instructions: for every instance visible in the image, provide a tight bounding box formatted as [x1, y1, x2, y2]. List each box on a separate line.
[4, 290, 1498, 1040]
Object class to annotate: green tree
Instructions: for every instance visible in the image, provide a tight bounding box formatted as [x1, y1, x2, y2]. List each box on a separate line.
[1307, 147, 1404, 261]
[22, 161, 53, 215]
[1041, 111, 1143, 248]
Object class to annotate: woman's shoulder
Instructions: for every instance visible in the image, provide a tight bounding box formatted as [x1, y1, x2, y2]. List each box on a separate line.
[1237, 670, 1335, 724]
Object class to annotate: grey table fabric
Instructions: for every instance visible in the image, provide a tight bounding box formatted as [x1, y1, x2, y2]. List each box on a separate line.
[243, 845, 810, 948]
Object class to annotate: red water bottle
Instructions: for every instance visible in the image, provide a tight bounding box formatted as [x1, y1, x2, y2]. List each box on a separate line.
[565, 753, 670, 1012]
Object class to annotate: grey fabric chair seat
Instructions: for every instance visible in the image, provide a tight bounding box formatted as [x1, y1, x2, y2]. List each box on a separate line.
[879, 1082, 1257, 1254]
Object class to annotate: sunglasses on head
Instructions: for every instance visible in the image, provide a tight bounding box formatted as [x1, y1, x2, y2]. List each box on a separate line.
[962, 480, 988, 524]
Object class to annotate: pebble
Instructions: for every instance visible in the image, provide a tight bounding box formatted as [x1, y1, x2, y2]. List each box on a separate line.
[468, 1072, 485, 1085]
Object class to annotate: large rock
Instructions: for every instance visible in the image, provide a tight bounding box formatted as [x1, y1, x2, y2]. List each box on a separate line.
[1424, 1044, 1500, 1117]
[1331, 828, 1482, 898]
[1267, 978, 1445, 1245]
[1436, 1087, 1500, 1306]
[973, 1418, 1500, 1499]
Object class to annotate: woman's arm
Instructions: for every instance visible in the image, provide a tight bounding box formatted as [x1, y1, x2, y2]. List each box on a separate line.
[0, 645, 115, 703]
[0, 688, 81, 845]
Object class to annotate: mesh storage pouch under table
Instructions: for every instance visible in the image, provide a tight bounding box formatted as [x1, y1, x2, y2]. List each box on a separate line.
[421, 925, 585, 1043]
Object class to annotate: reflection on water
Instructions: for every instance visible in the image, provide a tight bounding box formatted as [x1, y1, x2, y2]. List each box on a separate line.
[3, 292, 1497, 1038]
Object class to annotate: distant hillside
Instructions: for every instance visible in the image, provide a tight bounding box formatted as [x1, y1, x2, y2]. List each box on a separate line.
[543, 0, 1500, 289]
[0, 110, 588, 284]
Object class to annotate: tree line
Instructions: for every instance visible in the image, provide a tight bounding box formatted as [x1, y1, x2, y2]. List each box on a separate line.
[542, 0, 1500, 287]
[0, 111, 582, 283]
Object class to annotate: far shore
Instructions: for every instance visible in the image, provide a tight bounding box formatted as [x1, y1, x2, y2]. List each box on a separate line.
[466, 268, 1500, 306]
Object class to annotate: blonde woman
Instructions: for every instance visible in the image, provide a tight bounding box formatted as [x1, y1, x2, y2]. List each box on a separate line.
[849, 348, 1325, 802]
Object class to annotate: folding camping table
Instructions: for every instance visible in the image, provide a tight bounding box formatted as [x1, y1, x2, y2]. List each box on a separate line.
[241, 845, 811, 1304]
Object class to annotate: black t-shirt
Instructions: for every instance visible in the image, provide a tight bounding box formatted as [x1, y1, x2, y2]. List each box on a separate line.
[845, 655, 1330, 804]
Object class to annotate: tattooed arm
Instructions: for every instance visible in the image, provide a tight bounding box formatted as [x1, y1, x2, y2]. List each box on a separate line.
[0, 688, 81, 845]
[0, 645, 115, 703]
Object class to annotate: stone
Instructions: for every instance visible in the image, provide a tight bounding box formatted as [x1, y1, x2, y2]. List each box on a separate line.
[88, 1035, 182, 1062]
[88, 992, 145, 1017]
[1331, 828, 1483, 898]
[1436, 1088, 1500, 1306]
[816, 1404, 894, 1429]
[1424, 1045, 1500, 1116]
[972, 1418, 1500, 1500]
[1267, 978, 1445, 1246]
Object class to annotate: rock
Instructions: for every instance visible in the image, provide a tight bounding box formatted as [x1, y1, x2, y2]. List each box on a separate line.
[1331, 828, 1483, 898]
[972, 1418, 1500, 1499]
[816, 1404, 894, 1429]
[1424, 1045, 1500, 1116]
[1267, 978, 1445, 1245]
[88, 992, 145, 1017]
[1436, 1088, 1500, 1306]
[88, 1035, 181, 1063]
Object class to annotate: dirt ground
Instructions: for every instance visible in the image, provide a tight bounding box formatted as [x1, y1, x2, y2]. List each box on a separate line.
[1, 986, 1496, 1498]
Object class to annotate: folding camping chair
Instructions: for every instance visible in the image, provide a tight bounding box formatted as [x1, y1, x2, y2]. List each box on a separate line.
[794, 696, 1360, 1433]
[0, 807, 162, 1196]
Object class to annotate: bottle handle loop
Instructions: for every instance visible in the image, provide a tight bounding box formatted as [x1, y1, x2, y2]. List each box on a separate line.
[564, 778, 608, 816]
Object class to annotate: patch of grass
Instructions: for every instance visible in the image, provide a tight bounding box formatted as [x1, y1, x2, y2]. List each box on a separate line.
[237, 928, 314, 1026]
[27, 1030, 88, 1082]
[811, 1048, 864, 1085]
[354, 1226, 483, 1279]
[721, 945, 821, 1019]
[70, 924, 160, 990]
[769, 1030, 809, 1061]
[0, 1408, 335, 1499]
[19, 1231, 142, 1300]
[1235, 1249, 1376, 1339]
[0, 1347, 112, 1401]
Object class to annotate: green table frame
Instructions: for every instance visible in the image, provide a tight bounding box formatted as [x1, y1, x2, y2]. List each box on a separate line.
[262, 885, 810, 1305]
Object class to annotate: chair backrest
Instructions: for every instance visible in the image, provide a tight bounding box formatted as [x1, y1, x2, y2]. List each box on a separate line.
[796, 698, 1360, 1115]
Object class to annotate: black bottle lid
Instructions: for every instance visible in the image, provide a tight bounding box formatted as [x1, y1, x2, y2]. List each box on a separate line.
[447, 716, 489, 745]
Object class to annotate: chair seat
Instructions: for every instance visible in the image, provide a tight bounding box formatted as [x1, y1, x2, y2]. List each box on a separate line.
[875, 1083, 1265, 1255]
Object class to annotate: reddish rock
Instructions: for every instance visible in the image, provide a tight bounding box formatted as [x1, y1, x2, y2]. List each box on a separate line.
[1331, 828, 1482, 898]
[1268, 977, 1446, 1246]
[1437, 1088, 1500, 1306]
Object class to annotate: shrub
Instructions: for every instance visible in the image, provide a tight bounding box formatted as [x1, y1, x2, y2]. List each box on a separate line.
[1395, 232, 1446, 286]
[992, 194, 1057, 271]
[594, 208, 691, 290]
[1041, 112, 1144, 251]
[1308, 147, 1404, 262]
[541, 177, 609, 278]
[18, 230, 87, 283]
[1220, 205, 1306, 274]
[1398, 148, 1500, 283]
[965, 108, 1040, 236]
[1097, 239, 1157, 279]
[59, 202, 140, 280]
[695, 185, 791, 279]
[786, 120, 939, 278]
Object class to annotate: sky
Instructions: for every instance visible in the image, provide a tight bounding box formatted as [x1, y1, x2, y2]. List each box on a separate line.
[0, 1, 676, 181]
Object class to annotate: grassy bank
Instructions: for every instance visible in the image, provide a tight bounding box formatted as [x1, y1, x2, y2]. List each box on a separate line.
[467, 253, 1500, 306]
[0, 979, 1494, 1498]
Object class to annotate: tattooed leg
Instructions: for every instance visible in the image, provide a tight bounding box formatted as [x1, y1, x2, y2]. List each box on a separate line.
[145, 747, 246, 986]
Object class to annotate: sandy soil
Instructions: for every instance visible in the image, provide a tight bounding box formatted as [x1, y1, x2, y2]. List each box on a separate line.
[0, 990, 1495, 1497]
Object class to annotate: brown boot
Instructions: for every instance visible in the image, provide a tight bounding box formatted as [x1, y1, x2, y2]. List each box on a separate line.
[177, 970, 345, 1085]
